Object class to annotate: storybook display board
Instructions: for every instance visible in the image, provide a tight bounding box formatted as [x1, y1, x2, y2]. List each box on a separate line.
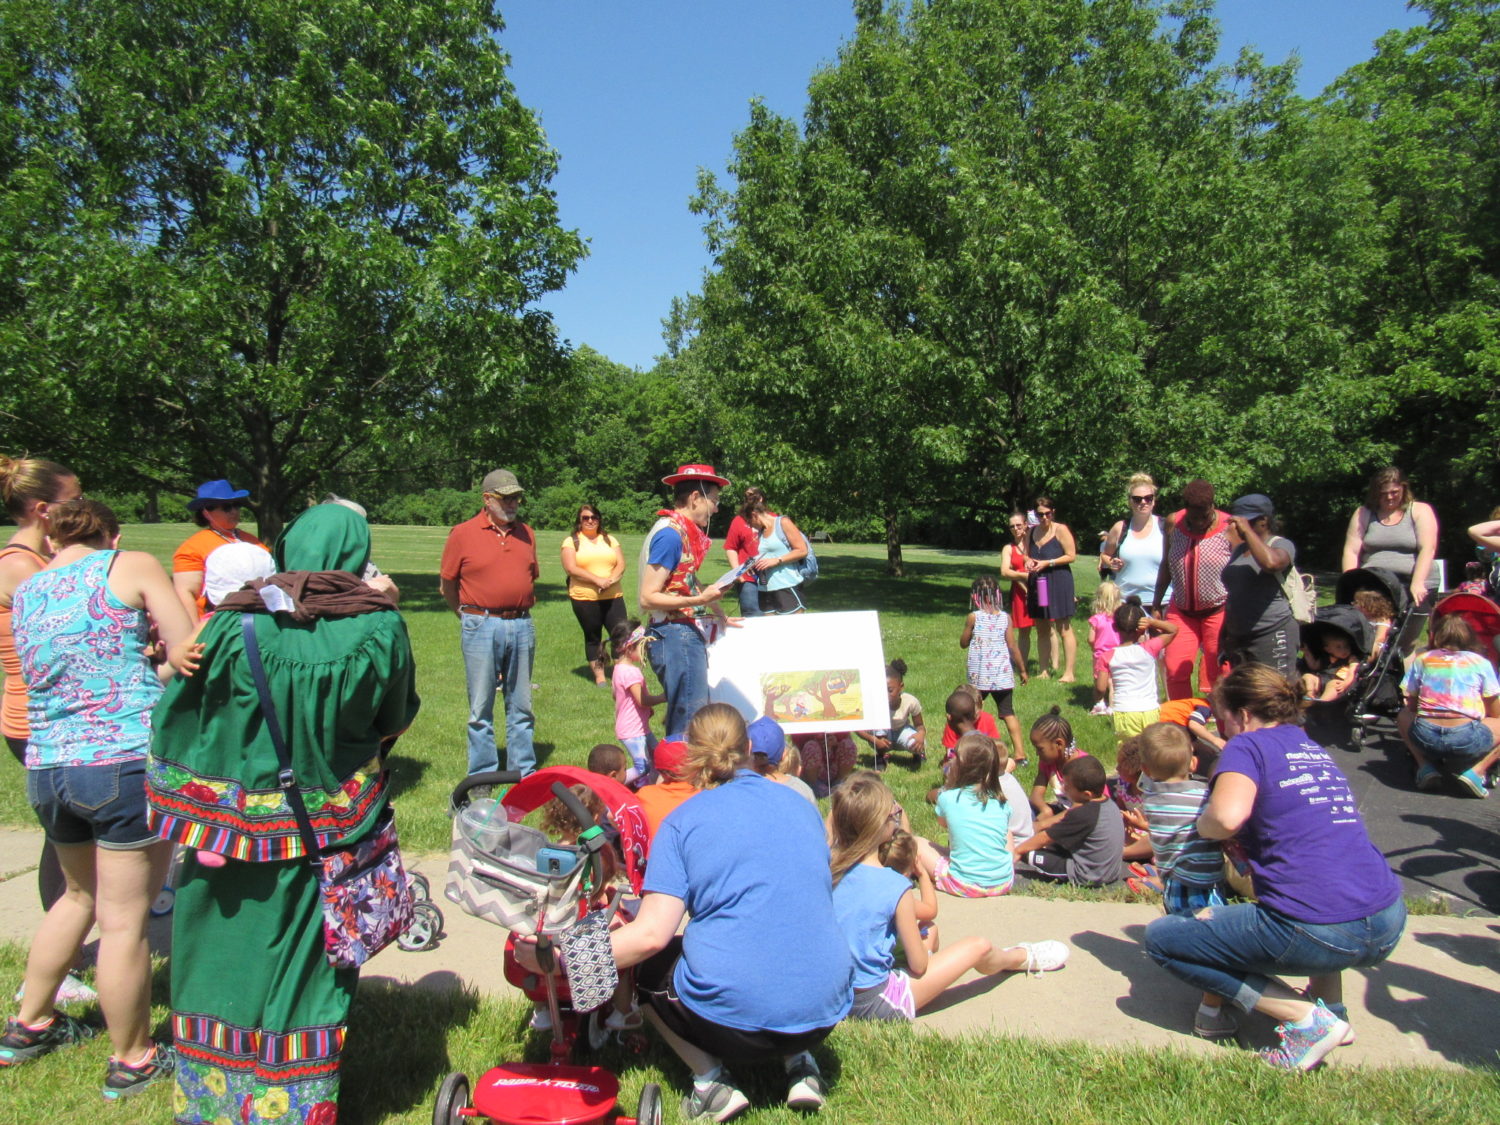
[707, 610, 889, 734]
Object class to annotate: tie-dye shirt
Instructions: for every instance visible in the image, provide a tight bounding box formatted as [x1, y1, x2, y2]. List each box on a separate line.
[1402, 649, 1500, 721]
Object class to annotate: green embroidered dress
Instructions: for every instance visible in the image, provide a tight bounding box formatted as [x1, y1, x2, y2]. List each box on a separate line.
[148, 506, 420, 1124]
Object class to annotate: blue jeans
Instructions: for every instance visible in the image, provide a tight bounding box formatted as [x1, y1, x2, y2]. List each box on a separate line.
[1410, 717, 1494, 767]
[1144, 897, 1406, 1013]
[737, 580, 762, 617]
[646, 620, 708, 741]
[461, 614, 536, 776]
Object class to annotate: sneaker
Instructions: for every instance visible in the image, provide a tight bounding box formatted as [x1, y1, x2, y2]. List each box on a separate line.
[1301, 996, 1355, 1045]
[102, 1042, 175, 1100]
[528, 1006, 553, 1032]
[1259, 1002, 1349, 1071]
[0, 1013, 96, 1066]
[12, 973, 97, 1007]
[1014, 940, 1069, 975]
[1414, 765, 1443, 792]
[682, 1071, 750, 1122]
[1193, 1005, 1239, 1040]
[1089, 700, 1110, 716]
[1456, 769, 1490, 799]
[785, 1053, 826, 1111]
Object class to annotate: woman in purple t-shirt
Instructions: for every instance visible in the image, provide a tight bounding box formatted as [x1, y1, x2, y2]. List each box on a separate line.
[1142, 664, 1405, 1071]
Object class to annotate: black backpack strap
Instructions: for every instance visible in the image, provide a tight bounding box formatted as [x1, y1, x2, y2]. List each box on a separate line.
[241, 613, 323, 864]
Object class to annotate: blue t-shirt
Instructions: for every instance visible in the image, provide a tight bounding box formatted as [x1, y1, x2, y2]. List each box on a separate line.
[832, 863, 911, 990]
[1214, 725, 1400, 924]
[646, 525, 683, 572]
[935, 785, 1014, 888]
[644, 770, 854, 1031]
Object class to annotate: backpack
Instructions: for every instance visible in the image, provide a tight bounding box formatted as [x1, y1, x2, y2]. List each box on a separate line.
[1280, 564, 1316, 625]
[775, 516, 818, 584]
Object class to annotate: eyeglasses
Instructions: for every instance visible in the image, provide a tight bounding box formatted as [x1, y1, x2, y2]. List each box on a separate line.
[1130, 494, 1156, 504]
[888, 805, 903, 825]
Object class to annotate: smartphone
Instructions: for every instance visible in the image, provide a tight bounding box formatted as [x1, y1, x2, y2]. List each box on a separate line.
[536, 846, 581, 877]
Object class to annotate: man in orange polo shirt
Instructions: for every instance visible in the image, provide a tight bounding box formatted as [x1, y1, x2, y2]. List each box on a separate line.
[440, 469, 539, 776]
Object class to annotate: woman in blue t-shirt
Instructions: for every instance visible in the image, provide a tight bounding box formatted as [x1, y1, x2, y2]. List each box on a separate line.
[1143, 664, 1406, 1070]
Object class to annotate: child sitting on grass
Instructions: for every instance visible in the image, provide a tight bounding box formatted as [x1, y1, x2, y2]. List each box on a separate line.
[1014, 756, 1124, 887]
[879, 829, 939, 952]
[1027, 706, 1087, 819]
[587, 742, 629, 786]
[830, 773, 1068, 1021]
[748, 716, 818, 805]
[917, 732, 1016, 897]
[940, 686, 1001, 752]
[1136, 722, 1234, 1039]
[635, 740, 699, 836]
[856, 658, 927, 771]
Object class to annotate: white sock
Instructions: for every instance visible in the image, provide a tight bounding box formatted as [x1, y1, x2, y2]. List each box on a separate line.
[1197, 1002, 1223, 1019]
[1289, 1009, 1319, 1030]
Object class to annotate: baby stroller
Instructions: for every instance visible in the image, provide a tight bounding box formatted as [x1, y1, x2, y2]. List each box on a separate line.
[1430, 589, 1500, 670]
[434, 768, 658, 1125]
[1324, 568, 1414, 750]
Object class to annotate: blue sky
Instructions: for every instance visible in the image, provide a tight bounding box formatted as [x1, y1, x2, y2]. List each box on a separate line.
[499, 2, 1426, 371]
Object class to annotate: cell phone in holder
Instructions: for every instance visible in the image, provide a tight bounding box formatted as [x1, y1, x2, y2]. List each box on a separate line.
[536, 845, 581, 877]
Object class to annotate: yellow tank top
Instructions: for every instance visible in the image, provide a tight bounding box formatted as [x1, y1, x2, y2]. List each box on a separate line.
[566, 533, 622, 601]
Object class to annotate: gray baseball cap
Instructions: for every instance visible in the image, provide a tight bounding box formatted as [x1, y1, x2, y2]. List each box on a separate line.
[481, 469, 524, 496]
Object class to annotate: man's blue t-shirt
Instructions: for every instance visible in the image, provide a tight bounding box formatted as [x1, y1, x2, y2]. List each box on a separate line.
[645, 770, 854, 1031]
[646, 525, 683, 572]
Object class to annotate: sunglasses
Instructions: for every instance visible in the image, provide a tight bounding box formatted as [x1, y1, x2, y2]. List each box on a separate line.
[202, 502, 240, 512]
[1130, 493, 1156, 504]
[580, 514, 599, 523]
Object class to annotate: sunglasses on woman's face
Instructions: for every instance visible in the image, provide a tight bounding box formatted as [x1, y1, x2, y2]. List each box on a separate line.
[1131, 494, 1156, 504]
[580, 514, 599, 523]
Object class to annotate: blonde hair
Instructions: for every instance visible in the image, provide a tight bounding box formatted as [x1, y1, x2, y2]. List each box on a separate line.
[1126, 472, 1156, 497]
[778, 741, 803, 778]
[879, 829, 918, 877]
[1138, 723, 1192, 781]
[0, 455, 76, 521]
[828, 771, 896, 885]
[684, 703, 749, 788]
[1093, 580, 1123, 616]
[42, 499, 119, 548]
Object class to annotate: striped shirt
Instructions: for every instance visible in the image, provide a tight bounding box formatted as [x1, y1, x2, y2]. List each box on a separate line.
[1140, 777, 1223, 886]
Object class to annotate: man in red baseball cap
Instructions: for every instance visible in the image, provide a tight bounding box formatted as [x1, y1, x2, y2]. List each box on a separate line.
[638, 464, 731, 739]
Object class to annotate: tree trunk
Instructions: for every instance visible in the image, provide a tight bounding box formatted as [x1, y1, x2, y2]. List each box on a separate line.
[143, 489, 159, 523]
[884, 510, 904, 577]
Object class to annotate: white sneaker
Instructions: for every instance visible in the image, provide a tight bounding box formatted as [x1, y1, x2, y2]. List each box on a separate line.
[1088, 701, 1112, 716]
[1014, 940, 1069, 975]
[528, 1006, 553, 1031]
[13, 973, 97, 1006]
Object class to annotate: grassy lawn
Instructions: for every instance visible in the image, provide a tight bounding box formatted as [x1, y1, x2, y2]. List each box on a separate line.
[4, 524, 1494, 1122]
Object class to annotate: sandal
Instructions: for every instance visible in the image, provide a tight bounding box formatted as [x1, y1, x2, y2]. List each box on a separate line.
[1127, 874, 1164, 896]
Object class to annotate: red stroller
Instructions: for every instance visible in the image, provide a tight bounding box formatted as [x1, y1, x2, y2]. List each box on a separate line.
[434, 768, 658, 1125]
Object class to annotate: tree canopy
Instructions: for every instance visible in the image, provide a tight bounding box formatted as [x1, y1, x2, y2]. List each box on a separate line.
[0, 0, 583, 538]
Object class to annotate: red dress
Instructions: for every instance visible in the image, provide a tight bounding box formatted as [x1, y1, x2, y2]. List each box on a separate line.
[1007, 544, 1033, 628]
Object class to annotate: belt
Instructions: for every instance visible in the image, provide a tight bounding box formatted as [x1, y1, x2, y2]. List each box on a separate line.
[459, 606, 531, 619]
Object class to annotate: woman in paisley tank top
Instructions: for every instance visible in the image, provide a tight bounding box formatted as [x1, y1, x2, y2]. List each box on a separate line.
[5, 500, 193, 1096]
[1152, 480, 1234, 700]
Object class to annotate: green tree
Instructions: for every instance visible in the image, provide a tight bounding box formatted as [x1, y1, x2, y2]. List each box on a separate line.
[0, 0, 583, 538]
[691, 0, 1350, 571]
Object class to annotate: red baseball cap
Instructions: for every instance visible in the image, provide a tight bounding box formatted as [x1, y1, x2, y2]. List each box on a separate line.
[653, 740, 690, 778]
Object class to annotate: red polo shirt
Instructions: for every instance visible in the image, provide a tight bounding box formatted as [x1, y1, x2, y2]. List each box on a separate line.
[440, 513, 539, 611]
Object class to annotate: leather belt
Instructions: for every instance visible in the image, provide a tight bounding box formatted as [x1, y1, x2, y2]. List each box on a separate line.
[459, 606, 531, 619]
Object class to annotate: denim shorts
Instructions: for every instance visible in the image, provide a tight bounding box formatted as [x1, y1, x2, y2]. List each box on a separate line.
[1410, 717, 1494, 765]
[27, 757, 157, 850]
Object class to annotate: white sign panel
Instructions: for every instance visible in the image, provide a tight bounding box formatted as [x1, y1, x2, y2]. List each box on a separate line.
[707, 610, 889, 735]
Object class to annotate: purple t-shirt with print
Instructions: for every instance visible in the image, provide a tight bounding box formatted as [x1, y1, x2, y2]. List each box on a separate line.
[1214, 725, 1399, 924]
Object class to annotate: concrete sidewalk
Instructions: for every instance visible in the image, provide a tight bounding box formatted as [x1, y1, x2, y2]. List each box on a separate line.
[2, 827, 1496, 1071]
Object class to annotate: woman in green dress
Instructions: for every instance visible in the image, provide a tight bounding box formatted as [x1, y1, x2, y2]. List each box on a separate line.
[148, 504, 419, 1125]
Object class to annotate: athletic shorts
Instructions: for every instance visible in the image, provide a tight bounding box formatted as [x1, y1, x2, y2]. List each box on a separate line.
[981, 688, 1015, 718]
[759, 586, 805, 615]
[1112, 708, 1159, 742]
[849, 971, 915, 1021]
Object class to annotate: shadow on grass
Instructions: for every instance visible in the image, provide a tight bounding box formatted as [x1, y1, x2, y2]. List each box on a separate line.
[385, 752, 431, 801]
[342, 973, 483, 1121]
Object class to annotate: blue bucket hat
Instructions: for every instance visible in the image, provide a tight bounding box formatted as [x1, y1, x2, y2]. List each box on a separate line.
[187, 479, 252, 511]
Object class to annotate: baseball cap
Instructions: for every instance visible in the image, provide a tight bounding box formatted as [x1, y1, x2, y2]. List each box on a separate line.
[747, 716, 786, 764]
[653, 740, 689, 778]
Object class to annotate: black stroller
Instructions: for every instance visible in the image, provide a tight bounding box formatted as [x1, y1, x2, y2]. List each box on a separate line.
[1309, 567, 1414, 750]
